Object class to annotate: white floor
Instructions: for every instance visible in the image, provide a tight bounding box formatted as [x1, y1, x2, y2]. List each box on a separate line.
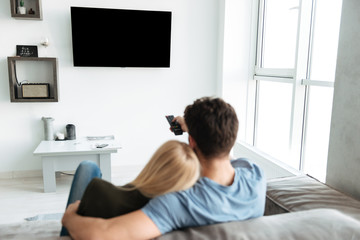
[0, 165, 143, 225]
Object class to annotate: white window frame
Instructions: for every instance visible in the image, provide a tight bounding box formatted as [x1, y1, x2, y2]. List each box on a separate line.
[246, 0, 336, 172]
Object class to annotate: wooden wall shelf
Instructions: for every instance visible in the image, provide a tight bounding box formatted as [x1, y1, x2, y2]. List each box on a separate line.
[10, 0, 42, 20]
[7, 57, 58, 102]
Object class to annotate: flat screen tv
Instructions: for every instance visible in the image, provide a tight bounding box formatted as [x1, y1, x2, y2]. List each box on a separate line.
[70, 7, 172, 68]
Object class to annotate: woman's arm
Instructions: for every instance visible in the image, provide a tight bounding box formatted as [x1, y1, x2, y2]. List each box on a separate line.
[62, 201, 161, 240]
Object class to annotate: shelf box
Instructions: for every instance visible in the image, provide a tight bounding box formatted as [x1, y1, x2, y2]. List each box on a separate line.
[10, 0, 42, 20]
[7, 57, 58, 102]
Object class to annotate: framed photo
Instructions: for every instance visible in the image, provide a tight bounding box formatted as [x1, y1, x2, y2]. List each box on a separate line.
[16, 45, 38, 57]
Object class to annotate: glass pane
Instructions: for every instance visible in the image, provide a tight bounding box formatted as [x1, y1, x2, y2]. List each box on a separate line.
[262, 0, 299, 69]
[256, 81, 295, 166]
[309, 0, 342, 81]
[303, 86, 334, 182]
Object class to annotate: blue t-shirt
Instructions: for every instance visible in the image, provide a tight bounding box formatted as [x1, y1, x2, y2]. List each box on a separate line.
[142, 158, 266, 234]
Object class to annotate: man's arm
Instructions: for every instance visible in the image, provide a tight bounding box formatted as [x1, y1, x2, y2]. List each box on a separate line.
[62, 201, 161, 240]
[174, 116, 188, 132]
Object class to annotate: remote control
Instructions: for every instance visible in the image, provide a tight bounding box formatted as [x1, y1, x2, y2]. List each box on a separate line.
[165, 115, 183, 135]
[96, 144, 109, 148]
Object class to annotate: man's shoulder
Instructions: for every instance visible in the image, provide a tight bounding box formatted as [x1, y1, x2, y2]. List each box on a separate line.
[231, 157, 254, 168]
[232, 158, 264, 179]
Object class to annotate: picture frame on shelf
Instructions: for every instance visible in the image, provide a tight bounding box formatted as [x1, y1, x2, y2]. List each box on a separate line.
[16, 45, 38, 57]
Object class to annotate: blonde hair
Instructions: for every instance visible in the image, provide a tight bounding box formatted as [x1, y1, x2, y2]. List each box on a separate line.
[127, 140, 200, 198]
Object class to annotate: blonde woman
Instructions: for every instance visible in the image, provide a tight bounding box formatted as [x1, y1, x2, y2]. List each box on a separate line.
[61, 140, 199, 236]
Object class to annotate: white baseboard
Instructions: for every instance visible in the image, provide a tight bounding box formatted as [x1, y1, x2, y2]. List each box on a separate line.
[0, 170, 42, 179]
[0, 164, 144, 180]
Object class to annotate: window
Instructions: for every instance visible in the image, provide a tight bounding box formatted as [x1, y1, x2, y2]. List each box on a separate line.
[260, 0, 299, 69]
[247, 0, 342, 181]
[255, 81, 293, 165]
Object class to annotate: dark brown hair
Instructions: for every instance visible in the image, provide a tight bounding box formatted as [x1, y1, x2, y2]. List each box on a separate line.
[184, 97, 239, 158]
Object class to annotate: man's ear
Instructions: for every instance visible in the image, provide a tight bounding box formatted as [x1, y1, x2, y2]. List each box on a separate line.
[188, 135, 197, 149]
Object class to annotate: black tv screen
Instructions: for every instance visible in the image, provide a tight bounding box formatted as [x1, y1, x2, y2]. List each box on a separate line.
[70, 7, 172, 67]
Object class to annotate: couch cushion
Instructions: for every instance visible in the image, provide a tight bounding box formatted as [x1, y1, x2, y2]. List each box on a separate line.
[265, 175, 360, 221]
[157, 209, 360, 240]
[1, 209, 359, 239]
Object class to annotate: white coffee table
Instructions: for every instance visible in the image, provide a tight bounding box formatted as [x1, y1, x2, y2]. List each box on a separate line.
[33, 138, 121, 192]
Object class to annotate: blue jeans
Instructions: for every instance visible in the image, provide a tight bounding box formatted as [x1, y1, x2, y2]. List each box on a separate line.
[60, 161, 102, 236]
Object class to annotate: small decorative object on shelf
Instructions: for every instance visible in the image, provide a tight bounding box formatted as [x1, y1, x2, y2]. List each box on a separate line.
[16, 45, 38, 57]
[28, 8, 35, 15]
[17, 0, 26, 14]
[10, 0, 42, 20]
[21, 83, 50, 98]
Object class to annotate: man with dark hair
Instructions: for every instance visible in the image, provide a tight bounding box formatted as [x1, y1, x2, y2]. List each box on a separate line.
[183, 97, 239, 158]
[62, 97, 266, 240]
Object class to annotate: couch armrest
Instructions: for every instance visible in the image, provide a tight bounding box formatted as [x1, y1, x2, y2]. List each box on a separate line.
[156, 209, 360, 240]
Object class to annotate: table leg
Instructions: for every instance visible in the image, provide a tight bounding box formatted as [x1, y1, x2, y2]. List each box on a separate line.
[42, 157, 56, 193]
[99, 153, 112, 182]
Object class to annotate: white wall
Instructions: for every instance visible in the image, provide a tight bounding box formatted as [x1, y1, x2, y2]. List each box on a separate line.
[0, 0, 222, 174]
[220, 0, 254, 141]
[326, 0, 360, 200]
